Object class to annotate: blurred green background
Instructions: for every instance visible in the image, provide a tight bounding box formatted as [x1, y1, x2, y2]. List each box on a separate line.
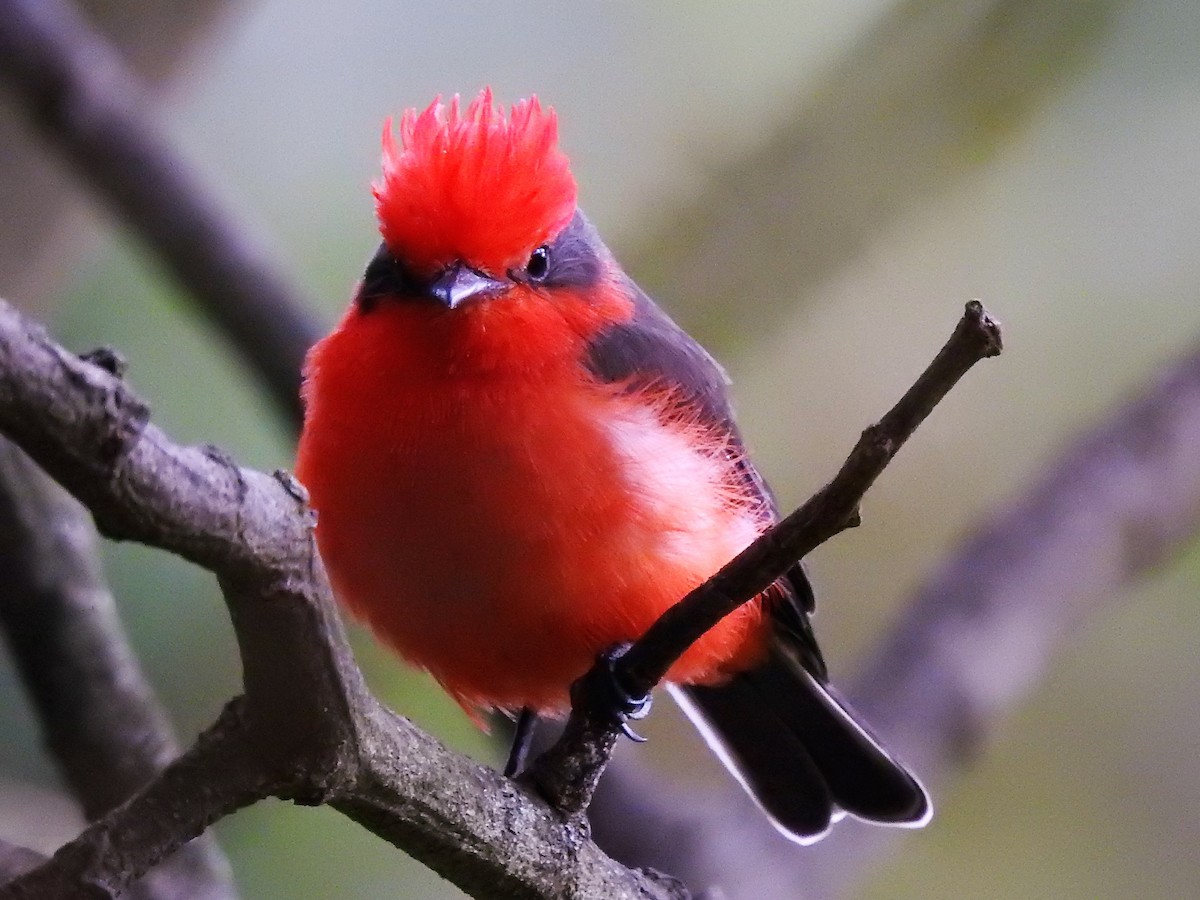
[2, 1, 1199, 898]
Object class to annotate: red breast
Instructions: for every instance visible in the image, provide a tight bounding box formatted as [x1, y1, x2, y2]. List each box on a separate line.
[295, 279, 771, 713]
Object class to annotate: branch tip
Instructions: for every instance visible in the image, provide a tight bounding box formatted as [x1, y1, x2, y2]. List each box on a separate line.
[962, 300, 1003, 357]
[533, 300, 1003, 815]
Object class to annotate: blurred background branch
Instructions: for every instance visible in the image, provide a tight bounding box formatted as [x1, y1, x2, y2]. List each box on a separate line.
[0, 0, 232, 312]
[630, 0, 1123, 347]
[0, 0, 320, 420]
[0, 438, 237, 900]
[0, 841, 42, 885]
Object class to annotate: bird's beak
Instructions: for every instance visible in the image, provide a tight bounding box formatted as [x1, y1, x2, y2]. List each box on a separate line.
[426, 261, 504, 309]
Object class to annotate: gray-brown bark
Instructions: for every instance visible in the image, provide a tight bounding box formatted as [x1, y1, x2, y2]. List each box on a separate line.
[0, 295, 989, 898]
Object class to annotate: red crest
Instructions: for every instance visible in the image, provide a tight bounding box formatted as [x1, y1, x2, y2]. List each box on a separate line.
[373, 88, 578, 277]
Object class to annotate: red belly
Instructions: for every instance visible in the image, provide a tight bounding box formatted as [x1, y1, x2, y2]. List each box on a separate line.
[298, 334, 769, 713]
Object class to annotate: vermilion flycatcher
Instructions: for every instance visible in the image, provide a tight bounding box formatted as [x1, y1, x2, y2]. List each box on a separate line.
[295, 89, 930, 843]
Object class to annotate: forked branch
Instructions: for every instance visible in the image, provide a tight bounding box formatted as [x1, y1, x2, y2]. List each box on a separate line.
[0, 298, 997, 899]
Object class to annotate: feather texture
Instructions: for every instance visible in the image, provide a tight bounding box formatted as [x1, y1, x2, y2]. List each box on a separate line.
[297, 91, 930, 843]
[374, 88, 577, 277]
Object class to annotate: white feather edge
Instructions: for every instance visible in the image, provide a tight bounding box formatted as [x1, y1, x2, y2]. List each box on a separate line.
[667, 683, 836, 845]
[667, 674, 933, 844]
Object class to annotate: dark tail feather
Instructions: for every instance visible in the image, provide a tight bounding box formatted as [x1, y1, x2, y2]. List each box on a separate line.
[674, 647, 930, 843]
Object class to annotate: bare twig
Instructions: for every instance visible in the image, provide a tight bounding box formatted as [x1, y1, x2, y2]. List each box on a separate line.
[0, 297, 681, 900]
[798, 328, 1200, 895]
[0, 0, 321, 421]
[576, 324, 1200, 900]
[0, 438, 237, 900]
[531, 302, 1002, 815]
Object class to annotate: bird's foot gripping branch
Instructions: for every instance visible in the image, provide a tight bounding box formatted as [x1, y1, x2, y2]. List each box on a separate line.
[297, 91, 990, 848]
[529, 300, 1002, 819]
[0, 297, 998, 899]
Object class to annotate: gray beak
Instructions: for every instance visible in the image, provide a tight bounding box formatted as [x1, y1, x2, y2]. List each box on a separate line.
[426, 261, 504, 309]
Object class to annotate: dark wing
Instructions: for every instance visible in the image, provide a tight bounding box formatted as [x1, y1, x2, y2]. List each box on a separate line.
[586, 270, 930, 841]
[585, 272, 824, 673]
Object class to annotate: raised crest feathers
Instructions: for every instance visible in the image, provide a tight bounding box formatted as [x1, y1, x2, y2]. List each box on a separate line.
[373, 88, 578, 277]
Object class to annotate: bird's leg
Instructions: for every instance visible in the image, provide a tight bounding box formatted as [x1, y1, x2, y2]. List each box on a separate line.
[593, 643, 653, 742]
[504, 707, 539, 777]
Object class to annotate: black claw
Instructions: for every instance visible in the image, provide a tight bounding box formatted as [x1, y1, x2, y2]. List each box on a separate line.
[597, 643, 653, 741]
[504, 707, 538, 777]
[620, 690, 652, 721]
[620, 721, 649, 743]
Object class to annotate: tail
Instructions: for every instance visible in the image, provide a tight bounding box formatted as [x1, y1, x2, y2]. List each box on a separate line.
[672, 644, 931, 844]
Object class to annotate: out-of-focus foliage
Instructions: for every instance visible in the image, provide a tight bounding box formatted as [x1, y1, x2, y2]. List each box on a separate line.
[1, 1, 1198, 898]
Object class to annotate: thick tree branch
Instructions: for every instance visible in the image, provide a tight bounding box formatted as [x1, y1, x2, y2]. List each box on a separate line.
[1, 700, 265, 900]
[0, 297, 682, 900]
[332, 702, 687, 900]
[0, 0, 321, 421]
[530, 302, 1002, 815]
[0, 844, 42, 886]
[0, 437, 237, 900]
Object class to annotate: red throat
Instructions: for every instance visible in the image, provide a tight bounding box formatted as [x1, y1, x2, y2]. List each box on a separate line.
[373, 88, 578, 277]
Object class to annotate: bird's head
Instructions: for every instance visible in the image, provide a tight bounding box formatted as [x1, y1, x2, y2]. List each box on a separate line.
[362, 88, 618, 312]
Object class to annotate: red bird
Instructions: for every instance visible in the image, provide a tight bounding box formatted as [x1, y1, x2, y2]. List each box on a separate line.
[296, 89, 929, 842]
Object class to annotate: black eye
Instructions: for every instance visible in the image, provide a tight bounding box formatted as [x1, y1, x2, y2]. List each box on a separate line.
[526, 246, 550, 281]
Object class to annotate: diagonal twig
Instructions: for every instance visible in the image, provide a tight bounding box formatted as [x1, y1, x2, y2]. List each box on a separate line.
[592, 314, 1200, 900]
[530, 301, 1002, 815]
